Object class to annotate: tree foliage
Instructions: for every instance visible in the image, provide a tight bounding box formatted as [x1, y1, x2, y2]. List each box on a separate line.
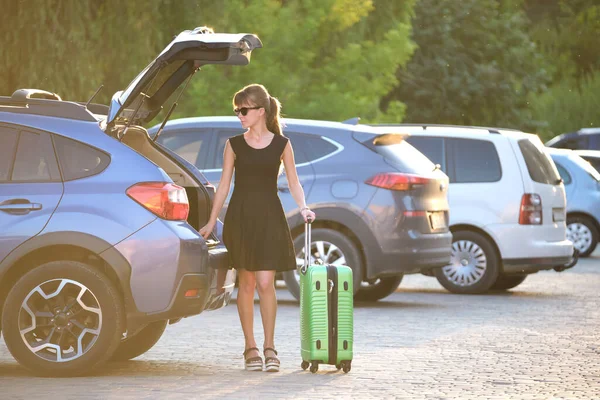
[384, 0, 551, 130]
[0, 0, 416, 125]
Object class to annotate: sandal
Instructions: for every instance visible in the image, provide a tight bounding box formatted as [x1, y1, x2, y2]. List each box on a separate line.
[243, 347, 263, 371]
[263, 347, 280, 372]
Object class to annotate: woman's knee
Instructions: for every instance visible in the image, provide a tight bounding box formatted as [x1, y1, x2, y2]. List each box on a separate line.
[256, 277, 275, 296]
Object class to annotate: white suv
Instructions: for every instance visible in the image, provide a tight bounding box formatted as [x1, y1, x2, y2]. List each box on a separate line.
[373, 124, 576, 294]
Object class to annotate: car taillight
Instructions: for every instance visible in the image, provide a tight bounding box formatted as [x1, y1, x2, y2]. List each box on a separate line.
[127, 182, 189, 221]
[519, 193, 542, 225]
[365, 173, 430, 191]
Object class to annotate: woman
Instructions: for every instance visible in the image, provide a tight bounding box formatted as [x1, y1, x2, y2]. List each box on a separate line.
[199, 84, 316, 372]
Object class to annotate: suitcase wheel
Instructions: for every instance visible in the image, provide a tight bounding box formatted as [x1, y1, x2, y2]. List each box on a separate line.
[342, 361, 351, 373]
[310, 362, 319, 373]
[301, 361, 309, 370]
[335, 364, 342, 371]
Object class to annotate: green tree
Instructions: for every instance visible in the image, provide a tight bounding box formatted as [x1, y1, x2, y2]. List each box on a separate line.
[0, 1, 174, 104]
[524, 0, 600, 80]
[529, 71, 600, 141]
[1, 0, 417, 125]
[384, 0, 550, 130]
[173, 0, 417, 123]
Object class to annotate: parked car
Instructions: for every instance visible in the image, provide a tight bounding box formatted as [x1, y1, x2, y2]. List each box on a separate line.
[372, 124, 577, 294]
[547, 148, 600, 257]
[573, 149, 600, 173]
[0, 27, 261, 376]
[148, 116, 453, 302]
[545, 127, 600, 151]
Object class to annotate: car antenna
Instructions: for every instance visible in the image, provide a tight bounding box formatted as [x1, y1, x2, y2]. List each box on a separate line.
[84, 84, 104, 109]
[153, 62, 200, 143]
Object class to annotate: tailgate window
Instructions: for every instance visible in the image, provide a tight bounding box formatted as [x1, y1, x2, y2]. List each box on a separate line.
[518, 138, 561, 185]
[373, 138, 437, 174]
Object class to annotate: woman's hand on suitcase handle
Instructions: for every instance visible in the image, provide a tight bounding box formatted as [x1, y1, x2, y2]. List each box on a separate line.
[301, 207, 316, 223]
[199, 221, 216, 240]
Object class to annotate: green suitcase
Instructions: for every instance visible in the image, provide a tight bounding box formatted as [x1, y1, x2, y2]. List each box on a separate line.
[299, 220, 353, 373]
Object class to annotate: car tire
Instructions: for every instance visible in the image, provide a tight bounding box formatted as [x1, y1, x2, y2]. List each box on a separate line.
[435, 230, 500, 294]
[354, 275, 403, 302]
[110, 320, 168, 361]
[491, 274, 527, 290]
[283, 228, 363, 301]
[566, 216, 599, 257]
[1, 261, 124, 377]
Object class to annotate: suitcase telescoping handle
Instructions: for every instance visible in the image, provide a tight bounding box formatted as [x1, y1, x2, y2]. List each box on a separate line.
[300, 217, 313, 275]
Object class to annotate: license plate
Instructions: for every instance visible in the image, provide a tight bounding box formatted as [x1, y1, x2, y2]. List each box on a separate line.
[429, 211, 446, 230]
[552, 208, 565, 222]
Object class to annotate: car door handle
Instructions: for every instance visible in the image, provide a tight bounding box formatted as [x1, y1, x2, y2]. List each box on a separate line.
[277, 185, 290, 193]
[0, 202, 43, 214]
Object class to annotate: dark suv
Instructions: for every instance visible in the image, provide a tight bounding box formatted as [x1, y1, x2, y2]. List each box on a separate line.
[149, 117, 453, 301]
[0, 28, 261, 376]
[546, 127, 600, 151]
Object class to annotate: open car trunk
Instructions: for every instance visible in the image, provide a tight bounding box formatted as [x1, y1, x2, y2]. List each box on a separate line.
[120, 126, 212, 232]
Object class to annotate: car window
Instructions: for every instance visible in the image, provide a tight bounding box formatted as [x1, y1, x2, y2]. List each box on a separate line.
[53, 135, 110, 181]
[285, 132, 312, 164]
[0, 126, 19, 182]
[286, 131, 338, 164]
[156, 130, 209, 170]
[405, 136, 446, 173]
[580, 156, 600, 173]
[560, 136, 589, 150]
[554, 163, 572, 185]
[11, 130, 60, 182]
[518, 138, 561, 185]
[448, 138, 501, 183]
[213, 129, 242, 169]
[572, 155, 600, 182]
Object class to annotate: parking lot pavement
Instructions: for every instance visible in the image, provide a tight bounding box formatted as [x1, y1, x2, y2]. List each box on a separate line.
[1, 251, 599, 400]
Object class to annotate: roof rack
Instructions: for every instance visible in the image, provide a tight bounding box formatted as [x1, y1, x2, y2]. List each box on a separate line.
[368, 123, 522, 134]
[0, 88, 98, 122]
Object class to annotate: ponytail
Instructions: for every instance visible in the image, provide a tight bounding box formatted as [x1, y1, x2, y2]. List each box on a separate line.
[266, 96, 283, 136]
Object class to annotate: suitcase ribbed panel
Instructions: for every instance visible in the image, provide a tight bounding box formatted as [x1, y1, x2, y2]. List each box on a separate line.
[300, 266, 329, 362]
[336, 266, 354, 364]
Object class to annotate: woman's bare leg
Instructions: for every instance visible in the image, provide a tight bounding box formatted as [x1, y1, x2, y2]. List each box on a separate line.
[237, 269, 258, 358]
[255, 270, 277, 352]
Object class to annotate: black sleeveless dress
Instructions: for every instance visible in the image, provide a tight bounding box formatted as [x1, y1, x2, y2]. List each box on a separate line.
[223, 133, 297, 272]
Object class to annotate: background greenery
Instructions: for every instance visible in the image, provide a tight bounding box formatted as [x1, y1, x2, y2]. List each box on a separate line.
[1, 0, 597, 141]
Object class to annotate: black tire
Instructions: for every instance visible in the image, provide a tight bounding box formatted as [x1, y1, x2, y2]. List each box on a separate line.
[566, 216, 599, 257]
[354, 275, 403, 302]
[1, 261, 124, 377]
[110, 320, 167, 361]
[491, 275, 527, 290]
[283, 228, 363, 301]
[435, 231, 499, 294]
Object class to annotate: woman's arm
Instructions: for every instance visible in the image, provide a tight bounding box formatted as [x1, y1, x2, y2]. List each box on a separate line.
[282, 141, 316, 222]
[199, 139, 235, 238]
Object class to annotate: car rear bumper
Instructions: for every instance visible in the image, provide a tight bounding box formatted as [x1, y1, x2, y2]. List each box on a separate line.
[486, 224, 573, 259]
[367, 230, 453, 279]
[503, 253, 575, 274]
[107, 219, 235, 333]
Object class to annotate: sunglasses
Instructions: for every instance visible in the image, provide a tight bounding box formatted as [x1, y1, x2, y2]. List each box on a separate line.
[234, 106, 261, 116]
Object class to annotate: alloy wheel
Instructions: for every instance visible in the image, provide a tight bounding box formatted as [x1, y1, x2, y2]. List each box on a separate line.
[18, 278, 102, 363]
[566, 222, 593, 254]
[443, 240, 487, 287]
[294, 240, 347, 282]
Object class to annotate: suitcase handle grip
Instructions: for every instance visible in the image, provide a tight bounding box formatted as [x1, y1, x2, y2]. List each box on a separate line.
[300, 218, 313, 275]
